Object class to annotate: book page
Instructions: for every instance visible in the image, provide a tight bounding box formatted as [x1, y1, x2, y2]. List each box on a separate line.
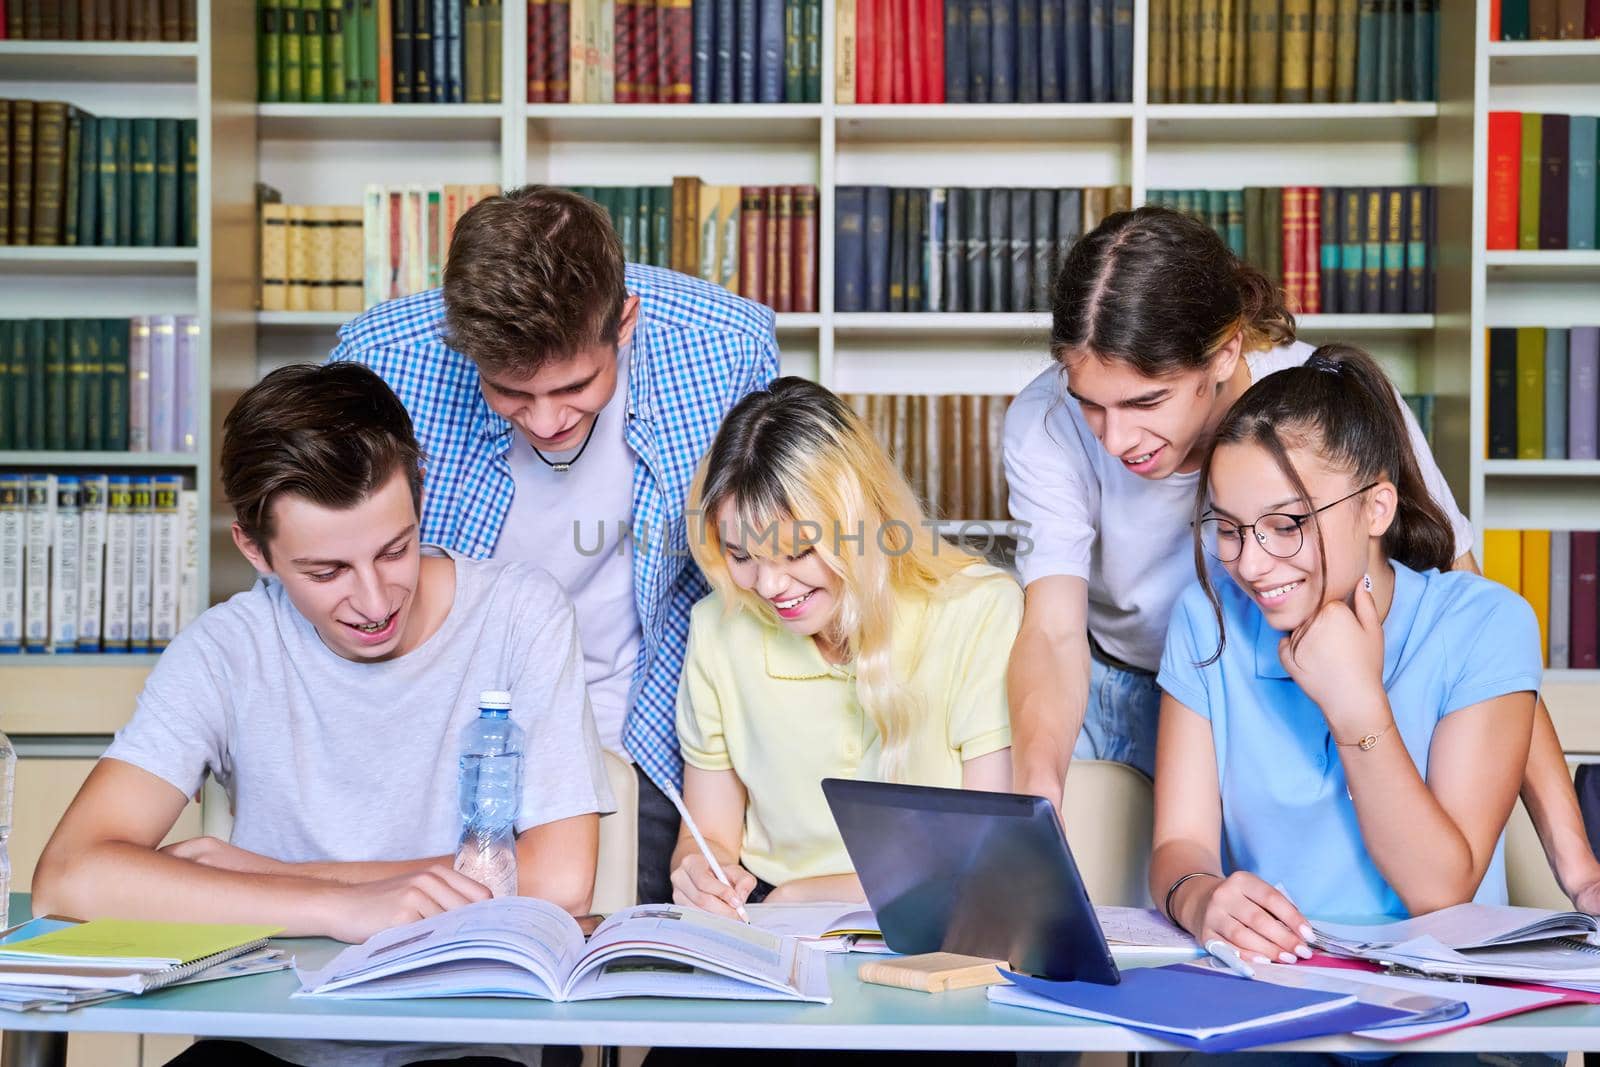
[1315, 903, 1595, 954]
[744, 903, 879, 939]
[1096, 906, 1201, 951]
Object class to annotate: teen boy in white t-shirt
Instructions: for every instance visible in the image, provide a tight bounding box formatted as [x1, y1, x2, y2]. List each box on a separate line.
[33, 362, 613, 1067]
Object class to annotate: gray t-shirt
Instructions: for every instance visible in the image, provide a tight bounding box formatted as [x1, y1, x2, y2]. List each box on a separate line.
[106, 552, 614, 1067]
[1003, 340, 1474, 672]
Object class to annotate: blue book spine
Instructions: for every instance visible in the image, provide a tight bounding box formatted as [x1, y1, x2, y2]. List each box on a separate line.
[1111, 0, 1131, 101]
[1412, 0, 1435, 101]
[865, 186, 892, 313]
[446, 0, 464, 102]
[1038, 0, 1061, 101]
[1016, 0, 1039, 101]
[715, 0, 738, 101]
[1547, 328, 1570, 459]
[1063, 0, 1087, 102]
[737, 0, 760, 101]
[967, 0, 991, 101]
[693, 0, 715, 101]
[431, 0, 448, 101]
[990, 0, 1015, 102]
[835, 187, 868, 313]
[1392, 0, 1411, 100]
[1356, 0, 1379, 102]
[1087, 0, 1109, 102]
[756, 0, 784, 101]
[945, 0, 969, 101]
[1570, 116, 1598, 252]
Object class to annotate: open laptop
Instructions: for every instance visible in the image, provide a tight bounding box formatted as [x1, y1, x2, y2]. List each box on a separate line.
[822, 778, 1120, 984]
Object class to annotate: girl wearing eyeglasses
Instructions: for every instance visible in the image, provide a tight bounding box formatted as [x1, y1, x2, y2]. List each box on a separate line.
[1149, 343, 1541, 951]
[1005, 205, 1600, 915]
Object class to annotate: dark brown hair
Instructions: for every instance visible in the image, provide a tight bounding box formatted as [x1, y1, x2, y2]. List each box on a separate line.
[442, 185, 627, 377]
[1192, 343, 1457, 663]
[221, 362, 425, 556]
[1052, 206, 1296, 376]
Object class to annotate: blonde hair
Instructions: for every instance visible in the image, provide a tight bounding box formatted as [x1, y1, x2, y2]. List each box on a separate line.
[688, 377, 994, 781]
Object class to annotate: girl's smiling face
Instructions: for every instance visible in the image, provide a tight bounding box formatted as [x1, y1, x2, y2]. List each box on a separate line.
[715, 500, 845, 648]
[1206, 440, 1393, 632]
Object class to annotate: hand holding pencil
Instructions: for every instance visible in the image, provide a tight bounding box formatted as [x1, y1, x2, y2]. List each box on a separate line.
[663, 781, 754, 922]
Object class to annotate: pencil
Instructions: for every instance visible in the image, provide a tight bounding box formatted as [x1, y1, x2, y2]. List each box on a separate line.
[661, 780, 752, 923]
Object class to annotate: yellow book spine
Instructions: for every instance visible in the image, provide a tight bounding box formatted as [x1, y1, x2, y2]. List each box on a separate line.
[1521, 529, 1551, 665]
[1482, 529, 1523, 594]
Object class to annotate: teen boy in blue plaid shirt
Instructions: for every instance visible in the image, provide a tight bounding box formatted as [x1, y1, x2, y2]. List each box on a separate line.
[329, 186, 779, 905]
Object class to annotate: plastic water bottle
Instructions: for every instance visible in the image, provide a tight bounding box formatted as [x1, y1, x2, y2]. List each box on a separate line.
[453, 691, 524, 899]
[0, 728, 13, 929]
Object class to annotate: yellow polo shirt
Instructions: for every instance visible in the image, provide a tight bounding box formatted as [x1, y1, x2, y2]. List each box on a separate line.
[676, 565, 1021, 887]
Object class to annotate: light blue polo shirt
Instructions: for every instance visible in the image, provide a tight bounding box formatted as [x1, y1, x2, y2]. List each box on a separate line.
[1157, 561, 1543, 921]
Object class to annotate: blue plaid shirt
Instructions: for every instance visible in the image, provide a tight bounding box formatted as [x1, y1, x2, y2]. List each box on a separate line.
[328, 264, 779, 792]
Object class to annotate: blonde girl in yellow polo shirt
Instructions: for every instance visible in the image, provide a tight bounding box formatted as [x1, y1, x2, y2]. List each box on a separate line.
[669, 375, 1021, 918]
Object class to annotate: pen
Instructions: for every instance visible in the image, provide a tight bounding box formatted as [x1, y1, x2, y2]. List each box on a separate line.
[1204, 938, 1256, 979]
[661, 779, 752, 923]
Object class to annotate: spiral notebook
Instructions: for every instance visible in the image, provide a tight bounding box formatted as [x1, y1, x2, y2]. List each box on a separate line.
[0, 919, 281, 994]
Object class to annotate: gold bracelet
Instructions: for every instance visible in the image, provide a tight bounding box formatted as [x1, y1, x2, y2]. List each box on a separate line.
[1334, 722, 1394, 751]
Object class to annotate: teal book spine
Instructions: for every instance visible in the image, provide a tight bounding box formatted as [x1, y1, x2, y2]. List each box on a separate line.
[64, 110, 82, 247]
[180, 120, 199, 248]
[8, 323, 28, 453]
[1570, 115, 1597, 252]
[84, 320, 105, 451]
[1546, 327, 1569, 459]
[44, 319, 67, 452]
[155, 119, 180, 248]
[102, 319, 130, 451]
[25, 322, 45, 451]
[131, 119, 158, 248]
[66, 319, 87, 451]
[75, 115, 98, 248]
[97, 119, 119, 247]
[115, 118, 133, 247]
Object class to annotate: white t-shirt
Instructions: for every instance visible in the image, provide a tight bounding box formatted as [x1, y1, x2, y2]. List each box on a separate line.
[1002, 340, 1474, 672]
[491, 346, 643, 756]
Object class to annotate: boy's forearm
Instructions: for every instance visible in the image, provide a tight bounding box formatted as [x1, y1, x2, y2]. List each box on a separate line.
[1008, 626, 1091, 802]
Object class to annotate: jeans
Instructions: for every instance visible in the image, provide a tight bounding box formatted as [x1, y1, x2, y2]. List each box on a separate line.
[1072, 654, 1162, 780]
[635, 763, 681, 906]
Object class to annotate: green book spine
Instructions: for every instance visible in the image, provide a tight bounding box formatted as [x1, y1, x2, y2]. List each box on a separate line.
[131, 118, 158, 248]
[64, 110, 83, 247]
[25, 321, 45, 450]
[617, 186, 641, 261]
[1501, 0, 1529, 38]
[76, 116, 98, 249]
[1520, 112, 1542, 250]
[66, 320, 88, 451]
[802, 0, 821, 101]
[282, 0, 306, 102]
[1516, 326, 1545, 459]
[44, 320, 67, 451]
[1264, 186, 1284, 287]
[1247, 0, 1281, 102]
[155, 119, 179, 247]
[1355, 0, 1379, 100]
[97, 119, 119, 247]
[115, 118, 133, 247]
[634, 186, 653, 264]
[1226, 189, 1245, 257]
[102, 320, 130, 451]
[11, 103, 33, 248]
[360, 0, 379, 100]
[784, 0, 804, 102]
[652, 186, 672, 268]
[326, 0, 348, 101]
[84, 321, 105, 450]
[261, 0, 283, 101]
[1243, 186, 1265, 269]
[30, 102, 67, 246]
[303, 0, 327, 101]
[8, 323, 28, 451]
[0, 324, 9, 450]
[342, 0, 361, 102]
[180, 120, 198, 247]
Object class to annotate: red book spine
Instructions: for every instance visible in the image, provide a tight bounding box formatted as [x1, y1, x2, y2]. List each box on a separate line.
[1301, 186, 1321, 314]
[614, 0, 635, 102]
[887, 0, 906, 102]
[635, 0, 657, 101]
[1281, 186, 1306, 312]
[1491, 0, 1501, 38]
[655, 0, 671, 100]
[1571, 531, 1599, 669]
[665, 0, 692, 102]
[904, 0, 924, 101]
[1588, 0, 1600, 36]
[793, 184, 817, 313]
[857, 0, 877, 103]
[0, 0, 7, 37]
[548, 0, 571, 101]
[763, 187, 780, 308]
[739, 187, 766, 302]
[1487, 111, 1521, 250]
[923, 0, 943, 102]
[529, 0, 550, 101]
[775, 186, 795, 312]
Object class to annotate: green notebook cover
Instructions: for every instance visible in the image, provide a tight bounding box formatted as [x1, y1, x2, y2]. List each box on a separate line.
[0, 920, 280, 967]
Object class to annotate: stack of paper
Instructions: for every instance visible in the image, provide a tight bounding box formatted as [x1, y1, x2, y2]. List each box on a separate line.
[1314, 904, 1600, 985]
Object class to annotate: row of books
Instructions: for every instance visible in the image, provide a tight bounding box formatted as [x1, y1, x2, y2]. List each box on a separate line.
[1151, 185, 1438, 316]
[645, 179, 819, 311]
[530, 0, 823, 103]
[1150, 0, 1437, 104]
[258, 0, 505, 104]
[842, 393, 1012, 522]
[838, 0, 1133, 105]
[0, 473, 200, 655]
[1, 103, 199, 248]
[259, 184, 500, 312]
[834, 185, 1128, 314]
[1483, 529, 1600, 670]
[0, 317, 200, 454]
[1487, 326, 1600, 461]
[2, 0, 196, 39]
[1492, 0, 1600, 39]
[1486, 113, 1598, 252]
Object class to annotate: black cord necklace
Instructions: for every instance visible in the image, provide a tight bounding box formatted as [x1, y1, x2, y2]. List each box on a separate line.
[530, 413, 600, 473]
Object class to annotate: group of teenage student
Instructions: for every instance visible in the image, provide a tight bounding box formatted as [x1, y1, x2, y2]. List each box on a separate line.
[22, 186, 1591, 1067]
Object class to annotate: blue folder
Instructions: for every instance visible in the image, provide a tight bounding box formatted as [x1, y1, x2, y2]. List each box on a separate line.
[995, 966, 1413, 1052]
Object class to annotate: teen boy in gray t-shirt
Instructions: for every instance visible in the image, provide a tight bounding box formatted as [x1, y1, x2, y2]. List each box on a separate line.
[34, 363, 613, 1067]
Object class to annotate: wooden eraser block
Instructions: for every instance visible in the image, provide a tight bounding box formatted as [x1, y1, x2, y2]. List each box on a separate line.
[858, 952, 1007, 993]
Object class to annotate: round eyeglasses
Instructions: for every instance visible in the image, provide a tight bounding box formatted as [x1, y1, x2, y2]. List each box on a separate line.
[1197, 483, 1378, 563]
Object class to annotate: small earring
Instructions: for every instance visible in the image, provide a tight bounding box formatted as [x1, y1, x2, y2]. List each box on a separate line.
[1362, 573, 1373, 593]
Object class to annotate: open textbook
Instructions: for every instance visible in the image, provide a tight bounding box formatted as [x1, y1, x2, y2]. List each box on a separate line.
[1313, 903, 1600, 984]
[297, 898, 832, 1003]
